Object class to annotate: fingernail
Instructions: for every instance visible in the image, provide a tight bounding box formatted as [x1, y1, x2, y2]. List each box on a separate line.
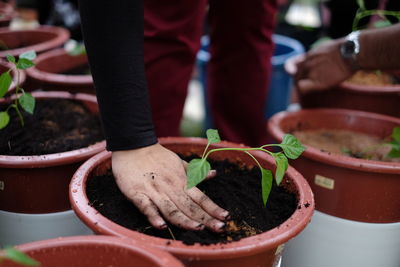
[196, 224, 205, 230]
[221, 211, 230, 219]
[216, 222, 225, 230]
[160, 223, 167, 229]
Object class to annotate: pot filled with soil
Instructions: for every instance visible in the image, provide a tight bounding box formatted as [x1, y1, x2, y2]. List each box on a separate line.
[0, 235, 184, 267]
[285, 55, 400, 117]
[0, 91, 106, 246]
[25, 48, 94, 94]
[0, 2, 15, 28]
[268, 108, 400, 267]
[0, 26, 70, 58]
[70, 137, 314, 267]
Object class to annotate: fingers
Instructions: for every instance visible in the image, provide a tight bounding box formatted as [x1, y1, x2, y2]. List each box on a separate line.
[129, 192, 167, 229]
[186, 187, 229, 221]
[168, 191, 225, 232]
[152, 196, 205, 231]
[297, 79, 321, 93]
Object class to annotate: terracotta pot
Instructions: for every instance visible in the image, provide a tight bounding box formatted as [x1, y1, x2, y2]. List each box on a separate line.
[268, 108, 400, 223]
[0, 59, 26, 95]
[26, 48, 94, 94]
[0, 2, 15, 27]
[70, 137, 314, 267]
[0, 91, 105, 214]
[285, 55, 400, 117]
[0, 26, 70, 57]
[1, 235, 183, 267]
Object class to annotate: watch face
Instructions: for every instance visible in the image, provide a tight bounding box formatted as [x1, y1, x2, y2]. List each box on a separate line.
[341, 40, 356, 58]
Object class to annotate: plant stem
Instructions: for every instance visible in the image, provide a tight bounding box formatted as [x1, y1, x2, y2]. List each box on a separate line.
[353, 9, 400, 31]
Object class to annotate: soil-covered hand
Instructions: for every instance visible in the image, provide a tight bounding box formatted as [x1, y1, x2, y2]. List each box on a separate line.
[295, 39, 357, 92]
[111, 143, 229, 232]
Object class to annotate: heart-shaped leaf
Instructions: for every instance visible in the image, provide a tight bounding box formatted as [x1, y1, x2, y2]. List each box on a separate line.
[273, 152, 288, 185]
[279, 134, 305, 159]
[187, 158, 211, 189]
[19, 92, 35, 114]
[206, 129, 221, 144]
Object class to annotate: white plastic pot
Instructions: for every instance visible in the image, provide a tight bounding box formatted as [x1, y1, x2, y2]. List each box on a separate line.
[281, 211, 400, 267]
[0, 209, 93, 246]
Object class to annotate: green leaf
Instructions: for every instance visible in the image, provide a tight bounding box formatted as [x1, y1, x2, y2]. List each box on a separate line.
[6, 54, 16, 64]
[261, 168, 273, 206]
[19, 92, 35, 114]
[0, 111, 10, 129]
[4, 247, 40, 266]
[206, 129, 221, 144]
[0, 71, 12, 98]
[391, 127, 400, 142]
[388, 147, 400, 158]
[19, 50, 37, 61]
[373, 20, 392, 29]
[273, 152, 288, 185]
[279, 134, 305, 159]
[187, 158, 211, 188]
[68, 45, 86, 56]
[356, 0, 366, 10]
[16, 58, 35, 70]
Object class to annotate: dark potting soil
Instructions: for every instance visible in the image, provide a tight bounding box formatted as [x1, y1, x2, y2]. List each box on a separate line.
[86, 158, 298, 245]
[0, 98, 104, 155]
[60, 63, 91, 75]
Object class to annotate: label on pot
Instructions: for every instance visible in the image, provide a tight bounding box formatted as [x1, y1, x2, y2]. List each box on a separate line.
[314, 175, 335, 190]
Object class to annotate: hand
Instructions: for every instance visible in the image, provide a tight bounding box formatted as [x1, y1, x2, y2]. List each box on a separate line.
[294, 39, 357, 92]
[112, 143, 229, 232]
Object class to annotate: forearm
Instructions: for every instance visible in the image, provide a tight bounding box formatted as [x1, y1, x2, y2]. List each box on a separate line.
[78, 0, 157, 150]
[357, 24, 400, 70]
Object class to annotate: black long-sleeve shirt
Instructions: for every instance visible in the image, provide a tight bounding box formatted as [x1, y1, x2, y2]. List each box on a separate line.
[78, 0, 157, 151]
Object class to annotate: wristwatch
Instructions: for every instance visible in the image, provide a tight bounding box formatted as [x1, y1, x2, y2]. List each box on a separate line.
[340, 30, 360, 61]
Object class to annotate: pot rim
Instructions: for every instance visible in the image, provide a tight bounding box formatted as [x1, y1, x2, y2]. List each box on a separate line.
[10, 235, 183, 267]
[268, 108, 400, 174]
[70, 137, 314, 260]
[26, 48, 93, 85]
[0, 91, 105, 168]
[284, 54, 400, 93]
[0, 26, 70, 57]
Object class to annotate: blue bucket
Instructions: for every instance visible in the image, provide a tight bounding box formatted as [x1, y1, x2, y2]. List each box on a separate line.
[196, 34, 304, 128]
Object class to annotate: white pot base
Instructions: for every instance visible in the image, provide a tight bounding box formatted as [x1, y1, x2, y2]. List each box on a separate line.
[282, 210, 400, 267]
[0, 209, 93, 246]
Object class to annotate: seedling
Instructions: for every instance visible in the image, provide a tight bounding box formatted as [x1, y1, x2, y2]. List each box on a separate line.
[353, 0, 400, 31]
[387, 126, 400, 158]
[0, 50, 36, 130]
[186, 129, 305, 206]
[0, 246, 40, 266]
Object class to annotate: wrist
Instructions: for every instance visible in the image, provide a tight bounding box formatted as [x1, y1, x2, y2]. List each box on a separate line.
[340, 30, 361, 71]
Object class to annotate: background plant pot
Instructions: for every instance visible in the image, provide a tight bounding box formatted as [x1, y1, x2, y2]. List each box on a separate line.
[0, 26, 70, 58]
[0, 2, 15, 27]
[25, 48, 94, 94]
[267, 109, 400, 267]
[268, 108, 400, 223]
[70, 137, 314, 267]
[0, 59, 26, 95]
[1, 235, 184, 267]
[0, 91, 105, 246]
[285, 55, 400, 118]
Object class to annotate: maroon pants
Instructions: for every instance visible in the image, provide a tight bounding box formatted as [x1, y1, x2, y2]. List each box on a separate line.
[144, 0, 277, 147]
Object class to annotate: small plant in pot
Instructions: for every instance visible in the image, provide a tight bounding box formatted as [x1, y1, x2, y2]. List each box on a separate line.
[268, 108, 400, 267]
[0, 51, 106, 246]
[70, 132, 314, 267]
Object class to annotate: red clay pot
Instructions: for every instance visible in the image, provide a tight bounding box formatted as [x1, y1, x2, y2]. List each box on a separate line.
[0, 91, 105, 214]
[285, 55, 400, 117]
[0, 2, 15, 27]
[0, 26, 70, 58]
[26, 48, 94, 94]
[70, 137, 314, 267]
[268, 108, 400, 223]
[1, 235, 183, 267]
[0, 59, 26, 95]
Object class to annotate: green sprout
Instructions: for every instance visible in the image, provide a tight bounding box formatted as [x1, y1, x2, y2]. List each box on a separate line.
[387, 127, 400, 158]
[353, 0, 400, 31]
[186, 129, 305, 206]
[0, 246, 40, 266]
[0, 50, 37, 130]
